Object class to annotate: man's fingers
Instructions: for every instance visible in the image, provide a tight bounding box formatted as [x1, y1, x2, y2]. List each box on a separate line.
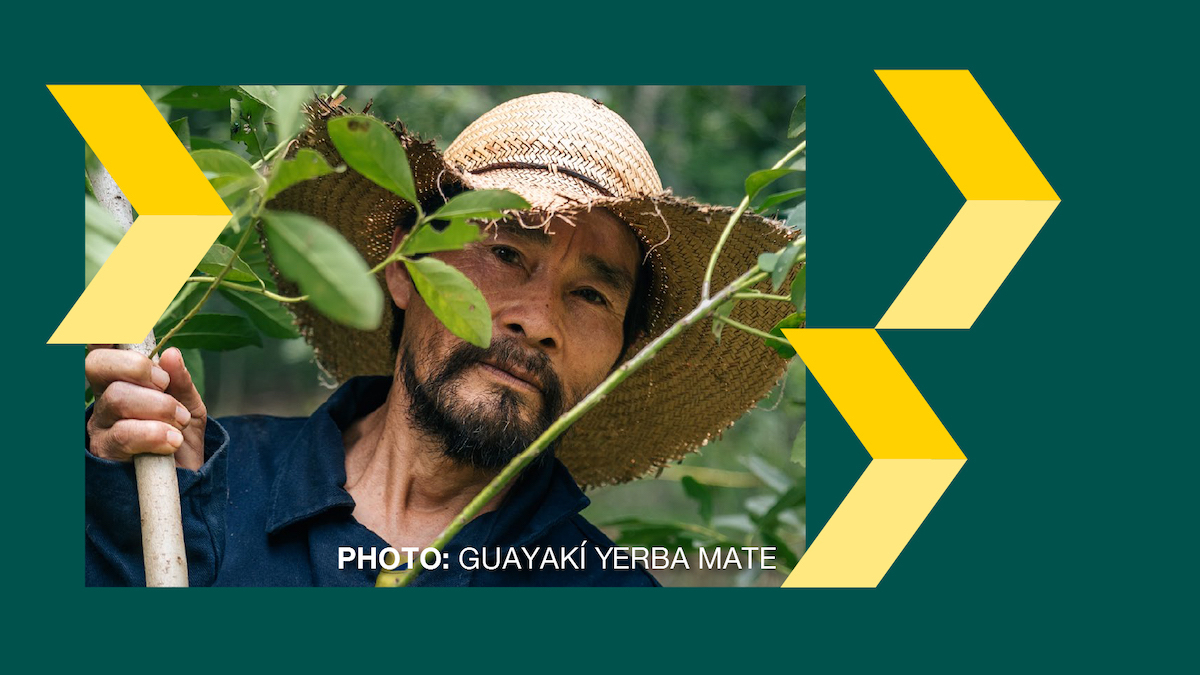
[95, 419, 184, 461]
[91, 381, 190, 430]
[85, 348, 170, 397]
[159, 347, 206, 418]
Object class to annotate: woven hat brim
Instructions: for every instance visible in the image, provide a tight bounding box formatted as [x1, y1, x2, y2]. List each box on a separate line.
[266, 105, 802, 487]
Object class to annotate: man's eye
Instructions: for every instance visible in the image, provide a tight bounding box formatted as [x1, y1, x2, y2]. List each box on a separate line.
[491, 246, 522, 266]
[575, 288, 608, 306]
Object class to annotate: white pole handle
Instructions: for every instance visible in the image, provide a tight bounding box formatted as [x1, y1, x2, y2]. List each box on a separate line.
[92, 164, 190, 587]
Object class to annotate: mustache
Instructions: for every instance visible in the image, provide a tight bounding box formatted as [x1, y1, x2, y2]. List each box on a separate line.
[432, 337, 566, 413]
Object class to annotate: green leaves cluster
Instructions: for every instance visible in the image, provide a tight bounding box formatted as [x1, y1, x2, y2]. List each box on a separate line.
[603, 456, 805, 583]
[85, 86, 527, 402]
[325, 114, 529, 348]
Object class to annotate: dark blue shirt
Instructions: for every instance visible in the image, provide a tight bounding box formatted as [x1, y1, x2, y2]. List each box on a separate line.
[85, 376, 659, 587]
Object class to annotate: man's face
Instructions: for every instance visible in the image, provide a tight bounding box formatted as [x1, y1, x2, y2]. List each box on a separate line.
[388, 209, 643, 469]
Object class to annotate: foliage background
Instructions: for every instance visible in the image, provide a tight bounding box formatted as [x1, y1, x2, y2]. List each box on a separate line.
[123, 85, 807, 586]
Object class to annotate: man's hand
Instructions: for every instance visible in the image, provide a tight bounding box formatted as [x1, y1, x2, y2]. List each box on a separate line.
[85, 346, 207, 472]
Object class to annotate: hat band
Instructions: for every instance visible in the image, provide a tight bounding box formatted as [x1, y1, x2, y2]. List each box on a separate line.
[469, 161, 616, 197]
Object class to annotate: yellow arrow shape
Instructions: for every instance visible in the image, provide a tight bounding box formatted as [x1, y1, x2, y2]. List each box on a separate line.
[781, 329, 963, 587]
[874, 70, 1060, 329]
[49, 85, 230, 344]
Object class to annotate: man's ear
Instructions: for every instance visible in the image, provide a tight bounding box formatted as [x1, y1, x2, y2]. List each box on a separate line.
[385, 226, 414, 310]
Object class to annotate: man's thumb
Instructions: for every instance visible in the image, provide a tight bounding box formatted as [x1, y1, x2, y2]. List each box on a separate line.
[159, 347, 205, 416]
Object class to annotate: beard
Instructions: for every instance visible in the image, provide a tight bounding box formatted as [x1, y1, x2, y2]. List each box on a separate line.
[398, 335, 568, 470]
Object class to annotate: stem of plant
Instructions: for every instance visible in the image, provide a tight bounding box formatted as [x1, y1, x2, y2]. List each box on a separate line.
[732, 291, 792, 302]
[368, 212, 430, 276]
[185, 277, 308, 303]
[701, 139, 806, 300]
[713, 315, 791, 346]
[377, 264, 774, 587]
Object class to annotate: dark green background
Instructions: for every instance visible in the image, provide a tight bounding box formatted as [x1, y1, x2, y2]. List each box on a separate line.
[9, 3, 1189, 670]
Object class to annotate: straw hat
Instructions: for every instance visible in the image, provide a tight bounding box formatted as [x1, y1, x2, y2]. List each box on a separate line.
[266, 91, 801, 487]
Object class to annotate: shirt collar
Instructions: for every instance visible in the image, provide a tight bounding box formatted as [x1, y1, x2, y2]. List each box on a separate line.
[266, 376, 590, 546]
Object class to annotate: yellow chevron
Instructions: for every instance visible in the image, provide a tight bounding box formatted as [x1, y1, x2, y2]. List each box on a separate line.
[781, 328, 963, 587]
[874, 70, 1060, 329]
[49, 85, 229, 344]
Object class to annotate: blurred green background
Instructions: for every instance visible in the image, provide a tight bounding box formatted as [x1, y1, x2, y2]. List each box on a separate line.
[129, 85, 807, 586]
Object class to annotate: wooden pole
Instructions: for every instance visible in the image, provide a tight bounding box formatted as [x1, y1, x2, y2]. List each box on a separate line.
[90, 162, 189, 587]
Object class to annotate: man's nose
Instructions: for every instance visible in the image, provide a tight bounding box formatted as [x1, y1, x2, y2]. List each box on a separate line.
[494, 277, 563, 351]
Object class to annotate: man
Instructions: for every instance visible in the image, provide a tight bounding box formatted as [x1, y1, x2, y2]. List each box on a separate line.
[85, 92, 797, 586]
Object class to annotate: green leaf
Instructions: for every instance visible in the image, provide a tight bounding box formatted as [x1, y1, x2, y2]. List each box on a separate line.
[231, 235, 279, 291]
[711, 514, 756, 534]
[790, 267, 806, 311]
[262, 210, 383, 330]
[680, 476, 713, 524]
[231, 97, 269, 160]
[219, 288, 300, 339]
[169, 118, 191, 151]
[237, 85, 278, 110]
[711, 299, 735, 342]
[159, 86, 239, 110]
[792, 421, 806, 467]
[429, 189, 531, 221]
[265, 148, 340, 201]
[153, 282, 206, 336]
[759, 485, 806, 528]
[745, 168, 800, 201]
[755, 188, 806, 214]
[788, 95, 806, 138]
[160, 314, 262, 351]
[601, 517, 724, 549]
[402, 219, 483, 256]
[757, 252, 778, 274]
[177, 348, 206, 399]
[84, 197, 122, 286]
[272, 86, 313, 144]
[191, 149, 265, 209]
[772, 237, 806, 290]
[404, 257, 491, 348]
[196, 243, 259, 283]
[741, 455, 793, 494]
[766, 312, 805, 358]
[327, 115, 417, 206]
[784, 202, 806, 233]
[189, 138, 231, 152]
